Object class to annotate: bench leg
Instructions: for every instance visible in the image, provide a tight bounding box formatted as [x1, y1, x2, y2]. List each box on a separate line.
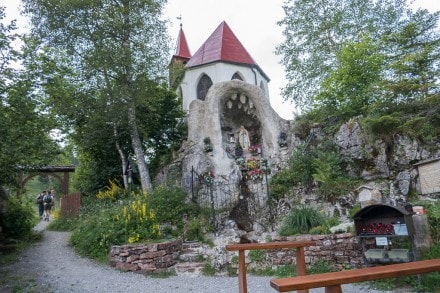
[295, 247, 309, 293]
[325, 285, 342, 293]
[238, 250, 247, 293]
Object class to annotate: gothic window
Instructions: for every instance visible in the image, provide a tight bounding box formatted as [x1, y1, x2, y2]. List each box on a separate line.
[197, 74, 213, 101]
[231, 72, 243, 81]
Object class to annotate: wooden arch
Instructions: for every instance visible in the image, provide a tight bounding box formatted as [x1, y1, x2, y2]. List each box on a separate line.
[18, 165, 75, 195]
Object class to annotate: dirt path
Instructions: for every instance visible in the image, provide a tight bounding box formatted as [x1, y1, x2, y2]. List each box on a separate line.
[0, 220, 406, 293]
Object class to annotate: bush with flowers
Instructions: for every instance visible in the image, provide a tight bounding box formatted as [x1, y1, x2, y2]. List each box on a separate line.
[248, 168, 264, 181]
[246, 157, 259, 170]
[248, 144, 261, 154]
[200, 171, 215, 185]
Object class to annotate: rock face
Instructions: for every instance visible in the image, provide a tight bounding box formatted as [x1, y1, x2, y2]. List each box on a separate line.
[156, 81, 440, 237]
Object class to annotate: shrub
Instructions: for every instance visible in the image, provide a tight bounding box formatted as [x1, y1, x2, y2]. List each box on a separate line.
[148, 185, 200, 230]
[0, 196, 36, 240]
[279, 205, 325, 236]
[269, 169, 296, 200]
[70, 191, 161, 260]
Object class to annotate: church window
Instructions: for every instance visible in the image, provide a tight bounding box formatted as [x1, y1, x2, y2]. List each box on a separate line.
[197, 74, 213, 101]
[231, 72, 243, 81]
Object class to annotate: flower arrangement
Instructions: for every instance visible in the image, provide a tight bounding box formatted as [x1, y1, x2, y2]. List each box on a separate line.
[236, 157, 246, 167]
[246, 158, 258, 170]
[248, 144, 261, 154]
[200, 171, 215, 185]
[248, 168, 263, 181]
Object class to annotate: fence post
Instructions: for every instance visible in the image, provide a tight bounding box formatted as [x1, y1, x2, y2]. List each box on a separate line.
[209, 185, 216, 233]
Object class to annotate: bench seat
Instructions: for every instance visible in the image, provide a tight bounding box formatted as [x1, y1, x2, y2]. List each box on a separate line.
[271, 258, 440, 293]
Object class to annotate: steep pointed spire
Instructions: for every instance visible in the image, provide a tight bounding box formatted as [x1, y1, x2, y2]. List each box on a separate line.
[173, 24, 191, 61]
[186, 21, 256, 68]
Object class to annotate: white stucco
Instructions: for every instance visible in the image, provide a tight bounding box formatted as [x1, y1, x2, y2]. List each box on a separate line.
[181, 62, 270, 111]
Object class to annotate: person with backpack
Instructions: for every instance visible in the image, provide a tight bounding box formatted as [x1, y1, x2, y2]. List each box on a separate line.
[43, 190, 54, 221]
[36, 190, 46, 219]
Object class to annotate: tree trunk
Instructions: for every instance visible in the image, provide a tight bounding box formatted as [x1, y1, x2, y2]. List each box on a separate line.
[127, 105, 152, 193]
[113, 124, 129, 189]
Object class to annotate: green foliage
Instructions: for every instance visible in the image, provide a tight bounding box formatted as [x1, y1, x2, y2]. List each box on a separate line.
[0, 196, 36, 240]
[279, 205, 325, 236]
[289, 147, 315, 187]
[423, 201, 440, 243]
[349, 204, 361, 219]
[201, 262, 216, 276]
[0, 12, 59, 187]
[307, 259, 333, 274]
[248, 249, 266, 263]
[363, 115, 401, 136]
[148, 185, 200, 230]
[70, 191, 161, 260]
[312, 148, 358, 200]
[276, 0, 413, 108]
[269, 169, 296, 200]
[316, 36, 383, 119]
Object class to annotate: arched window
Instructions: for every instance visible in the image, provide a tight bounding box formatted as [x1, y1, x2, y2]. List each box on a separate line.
[231, 72, 243, 81]
[197, 74, 213, 101]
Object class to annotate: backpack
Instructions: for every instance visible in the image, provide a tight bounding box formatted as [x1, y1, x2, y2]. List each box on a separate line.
[43, 194, 52, 204]
[36, 194, 44, 204]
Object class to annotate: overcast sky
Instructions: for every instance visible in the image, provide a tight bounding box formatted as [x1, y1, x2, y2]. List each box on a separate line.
[3, 0, 440, 119]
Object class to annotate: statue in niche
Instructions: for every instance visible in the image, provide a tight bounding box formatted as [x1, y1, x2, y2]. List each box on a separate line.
[238, 125, 250, 149]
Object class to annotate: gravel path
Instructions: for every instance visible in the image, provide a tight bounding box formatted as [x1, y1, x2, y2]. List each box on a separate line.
[0, 220, 405, 293]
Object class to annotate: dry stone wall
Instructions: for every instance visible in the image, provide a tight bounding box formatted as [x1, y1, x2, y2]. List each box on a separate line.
[269, 234, 364, 270]
[108, 234, 364, 274]
[108, 239, 182, 273]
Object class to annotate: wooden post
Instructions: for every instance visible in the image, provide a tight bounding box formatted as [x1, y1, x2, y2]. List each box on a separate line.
[238, 250, 247, 293]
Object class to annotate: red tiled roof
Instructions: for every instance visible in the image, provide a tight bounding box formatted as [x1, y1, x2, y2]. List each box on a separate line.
[173, 26, 191, 60]
[186, 21, 256, 68]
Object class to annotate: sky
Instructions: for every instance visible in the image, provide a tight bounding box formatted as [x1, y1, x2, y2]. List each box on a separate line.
[3, 0, 440, 120]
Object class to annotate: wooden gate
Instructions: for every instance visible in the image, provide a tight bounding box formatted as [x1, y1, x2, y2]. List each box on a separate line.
[60, 192, 81, 218]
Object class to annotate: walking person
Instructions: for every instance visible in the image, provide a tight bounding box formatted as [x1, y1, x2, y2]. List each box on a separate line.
[43, 190, 54, 221]
[36, 190, 46, 220]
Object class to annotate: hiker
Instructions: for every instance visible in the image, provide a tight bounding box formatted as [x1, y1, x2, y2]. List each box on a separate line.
[43, 190, 54, 221]
[36, 190, 46, 219]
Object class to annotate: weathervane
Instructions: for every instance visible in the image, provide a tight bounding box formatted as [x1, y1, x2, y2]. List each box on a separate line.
[177, 14, 182, 28]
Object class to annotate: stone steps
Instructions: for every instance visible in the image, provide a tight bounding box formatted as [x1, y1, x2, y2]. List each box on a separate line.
[174, 262, 205, 275]
[175, 241, 206, 275]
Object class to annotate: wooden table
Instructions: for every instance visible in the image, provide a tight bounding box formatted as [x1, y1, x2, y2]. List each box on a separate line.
[226, 240, 315, 293]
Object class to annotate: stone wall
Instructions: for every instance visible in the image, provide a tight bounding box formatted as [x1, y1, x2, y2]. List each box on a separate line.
[108, 234, 365, 275]
[245, 233, 364, 271]
[108, 239, 182, 273]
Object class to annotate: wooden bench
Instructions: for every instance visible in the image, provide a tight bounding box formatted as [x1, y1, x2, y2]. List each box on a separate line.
[270, 258, 440, 293]
[226, 240, 315, 293]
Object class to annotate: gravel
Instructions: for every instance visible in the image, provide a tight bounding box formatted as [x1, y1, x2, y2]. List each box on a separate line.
[0, 220, 406, 293]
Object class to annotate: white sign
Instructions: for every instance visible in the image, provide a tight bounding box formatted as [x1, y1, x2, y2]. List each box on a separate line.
[375, 237, 388, 246]
[418, 159, 440, 194]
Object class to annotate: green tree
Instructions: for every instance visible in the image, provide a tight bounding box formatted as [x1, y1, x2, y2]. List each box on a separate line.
[276, 0, 413, 109]
[315, 36, 383, 119]
[0, 7, 58, 187]
[22, 0, 180, 193]
[380, 9, 440, 104]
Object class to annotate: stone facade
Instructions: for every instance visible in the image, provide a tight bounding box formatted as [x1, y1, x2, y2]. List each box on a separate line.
[108, 234, 365, 274]
[248, 234, 364, 271]
[108, 239, 182, 273]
